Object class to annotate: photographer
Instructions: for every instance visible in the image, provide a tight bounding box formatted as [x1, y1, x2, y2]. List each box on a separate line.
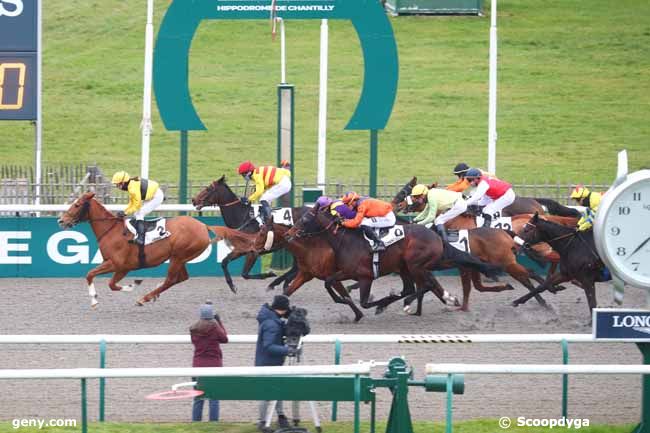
[255, 295, 295, 431]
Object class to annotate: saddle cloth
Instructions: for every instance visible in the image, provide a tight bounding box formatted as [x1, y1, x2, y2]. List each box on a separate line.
[475, 215, 513, 231]
[252, 206, 294, 226]
[125, 218, 171, 245]
[363, 225, 406, 248]
[447, 229, 471, 254]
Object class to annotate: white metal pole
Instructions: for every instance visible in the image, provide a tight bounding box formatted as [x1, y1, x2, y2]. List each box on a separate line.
[316, 19, 329, 192]
[140, 0, 155, 178]
[34, 0, 42, 207]
[487, 0, 498, 175]
[279, 18, 286, 84]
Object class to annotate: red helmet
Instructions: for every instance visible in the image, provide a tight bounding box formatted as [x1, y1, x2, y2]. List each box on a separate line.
[238, 161, 255, 175]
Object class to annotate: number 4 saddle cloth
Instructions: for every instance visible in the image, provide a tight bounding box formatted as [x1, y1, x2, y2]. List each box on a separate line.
[252, 206, 294, 226]
[125, 218, 171, 245]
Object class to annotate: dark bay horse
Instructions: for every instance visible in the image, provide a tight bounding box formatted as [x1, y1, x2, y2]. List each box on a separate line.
[286, 207, 499, 315]
[514, 213, 606, 314]
[58, 192, 217, 307]
[192, 175, 309, 293]
[256, 222, 459, 321]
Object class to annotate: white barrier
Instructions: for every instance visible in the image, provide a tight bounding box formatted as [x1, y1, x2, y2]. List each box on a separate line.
[0, 333, 603, 345]
[0, 363, 373, 380]
[0, 204, 219, 212]
[426, 363, 650, 375]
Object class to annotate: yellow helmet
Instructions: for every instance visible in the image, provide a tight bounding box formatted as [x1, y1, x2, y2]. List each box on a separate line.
[411, 184, 429, 197]
[112, 171, 130, 185]
[570, 185, 590, 200]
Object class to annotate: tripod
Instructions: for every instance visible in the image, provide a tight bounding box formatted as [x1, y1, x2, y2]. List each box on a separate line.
[263, 338, 322, 433]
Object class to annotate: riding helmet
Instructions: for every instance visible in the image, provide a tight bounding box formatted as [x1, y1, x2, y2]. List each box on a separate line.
[453, 163, 470, 175]
[111, 171, 130, 185]
[237, 161, 255, 175]
[465, 168, 482, 179]
[570, 185, 590, 200]
[411, 184, 429, 196]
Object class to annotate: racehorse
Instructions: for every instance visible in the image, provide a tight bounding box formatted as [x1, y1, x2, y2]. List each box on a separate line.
[513, 213, 607, 314]
[58, 192, 217, 307]
[191, 175, 309, 293]
[285, 206, 500, 315]
[255, 222, 460, 321]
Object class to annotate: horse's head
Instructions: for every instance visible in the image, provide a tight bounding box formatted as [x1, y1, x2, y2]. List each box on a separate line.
[192, 175, 233, 210]
[391, 177, 417, 212]
[58, 192, 95, 228]
[518, 212, 542, 246]
[285, 206, 338, 242]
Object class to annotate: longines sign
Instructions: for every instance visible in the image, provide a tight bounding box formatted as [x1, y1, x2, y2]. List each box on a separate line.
[593, 308, 650, 341]
[0, 217, 256, 277]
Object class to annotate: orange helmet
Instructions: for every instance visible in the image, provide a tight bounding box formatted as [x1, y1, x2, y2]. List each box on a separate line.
[341, 192, 360, 205]
[238, 161, 255, 175]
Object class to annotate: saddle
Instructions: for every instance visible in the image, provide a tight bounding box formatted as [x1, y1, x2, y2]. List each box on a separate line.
[251, 206, 294, 226]
[362, 226, 406, 249]
[445, 229, 471, 253]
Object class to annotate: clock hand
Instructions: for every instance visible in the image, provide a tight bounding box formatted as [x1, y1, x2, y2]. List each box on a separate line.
[626, 236, 650, 261]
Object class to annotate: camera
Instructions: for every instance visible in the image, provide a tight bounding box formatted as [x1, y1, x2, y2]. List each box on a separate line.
[284, 307, 310, 356]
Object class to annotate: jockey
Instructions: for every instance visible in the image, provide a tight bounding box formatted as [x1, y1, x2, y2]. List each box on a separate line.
[237, 161, 292, 230]
[464, 168, 515, 228]
[409, 184, 466, 242]
[315, 196, 357, 219]
[111, 171, 164, 245]
[446, 162, 471, 193]
[570, 185, 602, 231]
[340, 192, 395, 252]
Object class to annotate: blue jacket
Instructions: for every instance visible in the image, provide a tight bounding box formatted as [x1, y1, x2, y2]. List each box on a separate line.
[255, 304, 289, 366]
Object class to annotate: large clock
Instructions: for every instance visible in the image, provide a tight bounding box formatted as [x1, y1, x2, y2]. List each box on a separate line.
[594, 169, 650, 290]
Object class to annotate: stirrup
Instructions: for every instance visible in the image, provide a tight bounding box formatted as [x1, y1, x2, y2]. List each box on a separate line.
[372, 242, 386, 252]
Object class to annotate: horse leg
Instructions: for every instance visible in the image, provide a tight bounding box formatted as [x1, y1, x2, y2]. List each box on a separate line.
[505, 263, 550, 308]
[456, 269, 473, 312]
[221, 251, 245, 294]
[469, 270, 514, 292]
[512, 272, 571, 307]
[580, 279, 598, 314]
[330, 281, 364, 322]
[136, 260, 189, 305]
[544, 262, 568, 293]
[356, 279, 403, 310]
[85, 260, 118, 308]
[241, 252, 277, 280]
[105, 270, 143, 293]
[265, 263, 298, 292]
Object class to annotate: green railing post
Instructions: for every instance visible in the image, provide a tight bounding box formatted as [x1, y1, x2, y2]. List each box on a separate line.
[370, 397, 376, 433]
[354, 374, 361, 433]
[331, 339, 342, 421]
[99, 339, 107, 422]
[445, 374, 454, 433]
[369, 129, 378, 198]
[81, 378, 88, 433]
[561, 339, 569, 418]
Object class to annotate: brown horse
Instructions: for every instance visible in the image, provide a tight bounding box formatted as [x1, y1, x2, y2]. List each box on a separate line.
[285, 207, 500, 315]
[192, 176, 309, 293]
[58, 192, 218, 307]
[255, 222, 460, 321]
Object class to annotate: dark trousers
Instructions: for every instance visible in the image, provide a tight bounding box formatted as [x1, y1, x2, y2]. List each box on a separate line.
[192, 397, 219, 422]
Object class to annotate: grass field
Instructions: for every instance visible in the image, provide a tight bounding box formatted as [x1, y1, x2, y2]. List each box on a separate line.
[1, 0, 649, 185]
[0, 420, 636, 433]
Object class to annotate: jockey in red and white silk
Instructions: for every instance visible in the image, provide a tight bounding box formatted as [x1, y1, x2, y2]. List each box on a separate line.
[464, 168, 515, 227]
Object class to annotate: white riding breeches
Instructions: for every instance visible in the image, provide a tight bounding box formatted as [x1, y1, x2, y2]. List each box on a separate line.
[360, 212, 396, 228]
[260, 176, 292, 203]
[482, 188, 516, 218]
[134, 189, 164, 220]
[435, 199, 468, 225]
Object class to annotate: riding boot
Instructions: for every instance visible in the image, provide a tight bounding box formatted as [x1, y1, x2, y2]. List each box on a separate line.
[481, 213, 492, 228]
[129, 220, 146, 245]
[362, 226, 386, 252]
[436, 224, 449, 242]
[260, 200, 272, 230]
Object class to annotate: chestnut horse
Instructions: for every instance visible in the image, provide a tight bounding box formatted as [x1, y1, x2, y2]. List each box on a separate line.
[286, 207, 500, 315]
[192, 175, 309, 293]
[58, 192, 219, 307]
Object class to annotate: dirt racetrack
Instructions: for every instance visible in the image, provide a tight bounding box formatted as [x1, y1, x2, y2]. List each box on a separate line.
[0, 275, 645, 425]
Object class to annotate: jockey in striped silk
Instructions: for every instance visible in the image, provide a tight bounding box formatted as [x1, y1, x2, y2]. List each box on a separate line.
[238, 161, 292, 231]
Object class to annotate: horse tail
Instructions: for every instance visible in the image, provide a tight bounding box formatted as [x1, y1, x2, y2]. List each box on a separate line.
[205, 225, 226, 245]
[535, 198, 581, 218]
[441, 241, 502, 279]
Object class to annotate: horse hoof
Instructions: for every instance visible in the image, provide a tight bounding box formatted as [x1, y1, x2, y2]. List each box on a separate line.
[505, 284, 515, 291]
[375, 306, 385, 315]
[512, 301, 520, 307]
[453, 306, 469, 312]
[354, 315, 364, 323]
[121, 285, 134, 292]
[135, 299, 145, 306]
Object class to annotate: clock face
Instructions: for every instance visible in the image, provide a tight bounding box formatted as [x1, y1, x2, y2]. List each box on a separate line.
[599, 173, 650, 288]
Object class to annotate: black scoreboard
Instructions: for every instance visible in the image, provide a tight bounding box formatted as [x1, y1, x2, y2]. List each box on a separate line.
[0, 0, 38, 120]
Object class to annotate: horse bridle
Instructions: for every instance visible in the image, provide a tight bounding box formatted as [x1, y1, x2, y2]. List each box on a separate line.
[62, 199, 122, 243]
[293, 210, 337, 239]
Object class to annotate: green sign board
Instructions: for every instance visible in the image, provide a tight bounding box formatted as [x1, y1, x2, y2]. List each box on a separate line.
[0, 217, 257, 277]
[154, 0, 398, 131]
